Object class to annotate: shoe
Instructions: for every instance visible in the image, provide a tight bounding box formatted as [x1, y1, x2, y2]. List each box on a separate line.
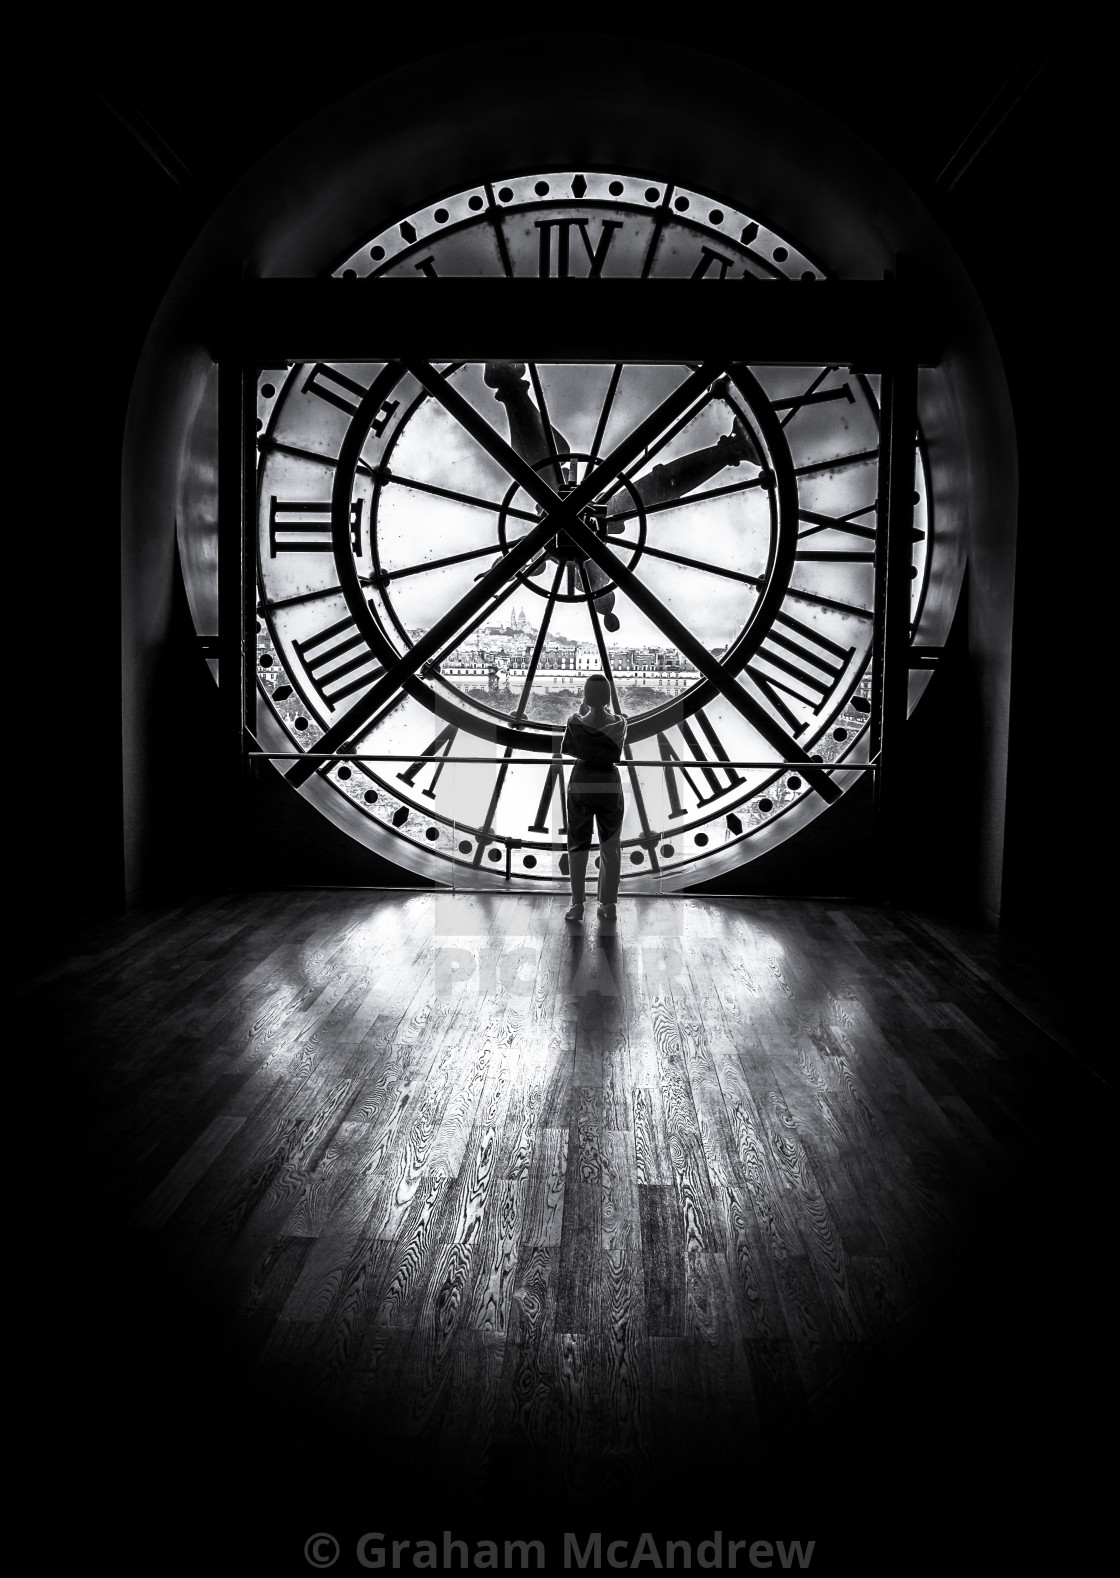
[596, 904, 617, 930]
[564, 903, 584, 922]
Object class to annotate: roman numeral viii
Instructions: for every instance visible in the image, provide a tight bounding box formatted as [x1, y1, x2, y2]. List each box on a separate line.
[268, 498, 364, 557]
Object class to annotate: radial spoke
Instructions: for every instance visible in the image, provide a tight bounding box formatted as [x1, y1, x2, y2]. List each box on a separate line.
[797, 505, 876, 541]
[779, 367, 831, 430]
[261, 583, 342, 612]
[607, 471, 768, 524]
[785, 583, 874, 620]
[590, 363, 623, 465]
[403, 360, 569, 514]
[388, 471, 539, 522]
[431, 573, 531, 666]
[465, 561, 564, 854]
[259, 437, 352, 473]
[368, 541, 510, 583]
[609, 537, 764, 588]
[514, 562, 564, 720]
[527, 363, 565, 488]
[795, 448, 879, 478]
[578, 563, 621, 708]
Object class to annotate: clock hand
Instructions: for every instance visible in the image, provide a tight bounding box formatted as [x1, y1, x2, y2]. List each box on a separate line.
[412, 359, 729, 634]
[408, 358, 728, 529]
[559, 363, 730, 518]
[612, 415, 761, 514]
[582, 407, 764, 622]
[601, 376, 764, 525]
[549, 362, 733, 632]
[483, 362, 570, 489]
[404, 360, 569, 519]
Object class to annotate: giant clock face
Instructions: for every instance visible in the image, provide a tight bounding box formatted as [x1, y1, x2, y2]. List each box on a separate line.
[254, 169, 931, 889]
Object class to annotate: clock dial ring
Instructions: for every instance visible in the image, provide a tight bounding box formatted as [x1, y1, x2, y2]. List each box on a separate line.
[328, 358, 804, 751]
[248, 164, 938, 889]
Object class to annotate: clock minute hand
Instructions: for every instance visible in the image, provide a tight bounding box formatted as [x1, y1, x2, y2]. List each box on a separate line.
[402, 360, 569, 521]
[405, 359, 730, 533]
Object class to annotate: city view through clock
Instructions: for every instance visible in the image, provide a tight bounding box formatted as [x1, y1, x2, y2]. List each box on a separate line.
[253, 170, 933, 890]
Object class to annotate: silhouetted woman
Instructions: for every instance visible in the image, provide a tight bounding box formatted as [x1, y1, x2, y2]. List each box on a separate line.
[562, 673, 627, 927]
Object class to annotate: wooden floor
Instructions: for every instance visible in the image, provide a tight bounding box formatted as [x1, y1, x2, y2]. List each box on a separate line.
[31, 891, 1107, 1573]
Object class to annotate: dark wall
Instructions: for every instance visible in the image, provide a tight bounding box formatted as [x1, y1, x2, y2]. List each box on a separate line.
[47, 18, 1084, 934]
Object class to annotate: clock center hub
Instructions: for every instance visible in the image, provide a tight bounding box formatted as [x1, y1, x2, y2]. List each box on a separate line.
[547, 487, 609, 563]
[496, 451, 648, 606]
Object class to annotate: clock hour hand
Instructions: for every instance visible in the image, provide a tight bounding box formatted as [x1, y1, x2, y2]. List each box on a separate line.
[603, 378, 764, 525]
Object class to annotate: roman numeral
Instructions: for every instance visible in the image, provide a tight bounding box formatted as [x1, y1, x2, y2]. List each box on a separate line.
[293, 611, 382, 707]
[413, 255, 439, 277]
[774, 382, 855, 419]
[301, 363, 399, 435]
[268, 498, 364, 557]
[796, 504, 922, 562]
[746, 611, 854, 730]
[797, 505, 877, 564]
[535, 217, 623, 277]
[396, 722, 459, 798]
[654, 710, 746, 819]
[528, 756, 568, 834]
[691, 245, 737, 279]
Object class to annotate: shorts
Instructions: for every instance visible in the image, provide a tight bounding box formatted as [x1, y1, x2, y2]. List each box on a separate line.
[566, 776, 625, 852]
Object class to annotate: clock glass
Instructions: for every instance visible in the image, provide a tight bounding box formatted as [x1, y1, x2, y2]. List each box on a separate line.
[253, 170, 931, 890]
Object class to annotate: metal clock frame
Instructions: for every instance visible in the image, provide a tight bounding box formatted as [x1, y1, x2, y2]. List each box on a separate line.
[222, 275, 932, 895]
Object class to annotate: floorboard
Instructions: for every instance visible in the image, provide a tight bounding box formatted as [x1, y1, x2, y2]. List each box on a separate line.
[29, 890, 1110, 1575]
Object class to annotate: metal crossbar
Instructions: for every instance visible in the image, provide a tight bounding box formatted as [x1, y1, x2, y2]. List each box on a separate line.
[248, 751, 875, 769]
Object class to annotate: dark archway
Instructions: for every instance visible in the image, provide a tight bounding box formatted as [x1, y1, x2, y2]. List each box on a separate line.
[122, 37, 1015, 912]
